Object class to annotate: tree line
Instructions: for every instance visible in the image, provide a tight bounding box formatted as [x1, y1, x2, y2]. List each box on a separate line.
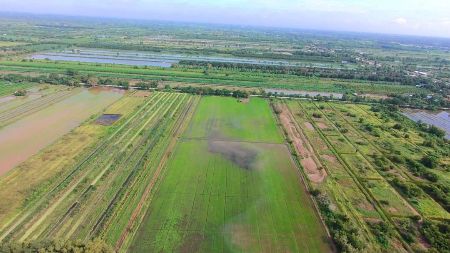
[177, 60, 431, 86]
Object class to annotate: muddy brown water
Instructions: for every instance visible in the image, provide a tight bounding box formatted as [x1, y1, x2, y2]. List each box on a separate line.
[208, 140, 258, 170]
[0, 88, 123, 175]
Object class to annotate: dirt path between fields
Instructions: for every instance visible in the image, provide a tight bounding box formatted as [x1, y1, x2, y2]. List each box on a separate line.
[277, 104, 327, 183]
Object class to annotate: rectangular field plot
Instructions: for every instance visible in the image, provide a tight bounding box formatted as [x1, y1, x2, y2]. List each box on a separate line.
[325, 135, 356, 154]
[366, 180, 418, 217]
[131, 141, 332, 253]
[0, 88, 123, 175]
[183, 97, 283, 144]
[334, 177, 381, 219]
[0, 92, 195, 242]
[341, 153, 382, 179]
[130, 97, 332, 253]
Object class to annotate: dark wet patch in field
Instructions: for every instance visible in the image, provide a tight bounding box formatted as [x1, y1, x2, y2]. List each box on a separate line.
[208, 140, 258, 170]
[96, 114, 122, 125]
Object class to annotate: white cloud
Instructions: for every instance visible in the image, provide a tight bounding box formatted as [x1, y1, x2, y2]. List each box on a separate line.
[393, 17, 408, 25]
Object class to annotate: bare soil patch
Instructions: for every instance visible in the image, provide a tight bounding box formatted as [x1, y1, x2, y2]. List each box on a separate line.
[133, 90, 151, 97]
[364, 217, 382, 223]
[358, 201, 376, 212]
[301, 157, 325, 183]
[317, 122, 328, 129]
[321, 154, 337, 164]
[239, 98, 250, 104]
[277, 104, 327, 183]
[304, 122, 315, 131]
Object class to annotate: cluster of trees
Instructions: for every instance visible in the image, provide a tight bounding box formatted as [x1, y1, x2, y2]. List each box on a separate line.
[366, 110, 449, 212]
[1, 73, 252, 99]
[420, 219, 450, 253]
[391, 178, 423, 199]
[381, 93, 450, 110]
[0, 73, 131, 90]
[419, 182, 450, 212]
[0, 42, 61, 52]
[391, 173, 450, 214]
[402, 158, 450, 212]
[370, 154, 393, 172]
[1, 72, 88, 87]
[178, 60, 431, 85]
[418, 123, 447, 138]
[0, 239, 113, 253]
[135, 80, 160, 90]
[314, 192, 364, 252]
[13, 89, 27, 96]
[405, 158, 439, 182]
[176, 86, 249, 98]
[97, 78, 129, 89]
[371, 105, 448, 141]
[395, 218, 420, 244]
[367, 222, 395, 249]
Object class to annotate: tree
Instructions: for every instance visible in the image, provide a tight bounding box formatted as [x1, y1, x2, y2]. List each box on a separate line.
[420, 155, 439, 169]
[13, 89, 27, 96]
[0, 238, 113, 253]
[65, 69, 78, 77]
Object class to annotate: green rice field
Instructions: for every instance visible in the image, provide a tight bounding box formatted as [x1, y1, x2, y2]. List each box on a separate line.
[128, 97, 332, 252]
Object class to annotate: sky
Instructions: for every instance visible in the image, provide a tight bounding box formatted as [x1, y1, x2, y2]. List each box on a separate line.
[1, 0, 450, 38]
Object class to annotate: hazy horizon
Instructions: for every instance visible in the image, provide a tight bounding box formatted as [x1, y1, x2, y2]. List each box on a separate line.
[1, 0, 450, 38]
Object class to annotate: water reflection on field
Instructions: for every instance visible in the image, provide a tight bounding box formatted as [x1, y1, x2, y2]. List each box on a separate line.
[30, 48, 352, 68]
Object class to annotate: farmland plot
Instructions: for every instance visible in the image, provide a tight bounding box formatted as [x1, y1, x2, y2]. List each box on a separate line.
[0, 85, 78, 127]
[0, 85, 67, 114]
[129, 97, 332, 253]
[0, 92, 195, 243]
[282, 100, 414, 252]
[0, 82, 32, 97]
[0, 91, 145, 233]
[0, 87, 123, 175]
[326, 102, 449, 219]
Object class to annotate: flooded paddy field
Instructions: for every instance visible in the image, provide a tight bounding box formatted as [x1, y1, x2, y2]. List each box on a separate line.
[0, 85, 77, 127]
[0, 85, 63, 109]
[30, 48, 351, 68]
[0, 87, 123, 175]
[402, 109, 450, 139]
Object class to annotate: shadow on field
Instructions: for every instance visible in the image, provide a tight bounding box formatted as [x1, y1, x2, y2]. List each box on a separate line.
[208, 140, 258, 170]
